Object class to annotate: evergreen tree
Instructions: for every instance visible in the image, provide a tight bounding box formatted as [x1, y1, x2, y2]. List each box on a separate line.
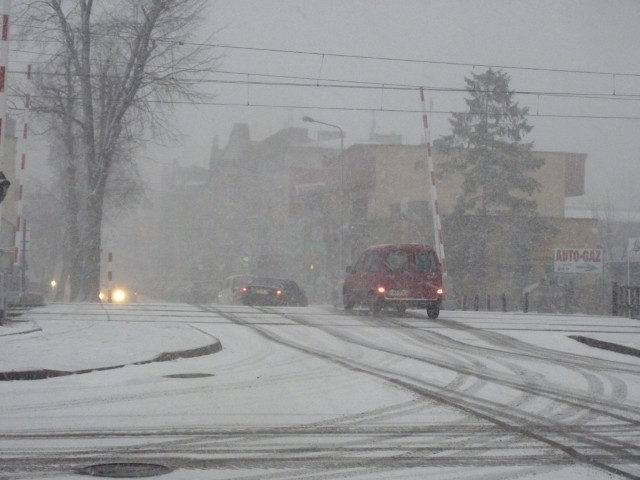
[442, 68, 542, 215]
[439, 69, 552, 297]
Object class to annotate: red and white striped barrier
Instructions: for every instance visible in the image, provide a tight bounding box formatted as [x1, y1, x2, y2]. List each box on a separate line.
[419, 87, 447, 276]
[14, 65, 31, 267]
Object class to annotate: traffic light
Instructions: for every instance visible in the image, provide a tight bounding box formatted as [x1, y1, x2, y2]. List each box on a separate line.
[0, 172, 9, 203]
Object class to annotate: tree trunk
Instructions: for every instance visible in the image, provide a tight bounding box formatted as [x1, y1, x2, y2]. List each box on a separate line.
[28, 0, 213, 302]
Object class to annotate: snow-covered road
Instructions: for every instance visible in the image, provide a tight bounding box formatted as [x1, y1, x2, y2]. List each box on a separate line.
[0, 303, 639, 479]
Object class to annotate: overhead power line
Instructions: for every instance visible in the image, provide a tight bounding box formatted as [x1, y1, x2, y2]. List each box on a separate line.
[198, 43, 640, 79]
[10, 24, 640, 79]
[8, 28, 639, 120]
[7, 67, 640, 103]
[9, 98, 639, 121]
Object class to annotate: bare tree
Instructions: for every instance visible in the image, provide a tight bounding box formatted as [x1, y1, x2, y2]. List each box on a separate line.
[22, 0, 218, 300]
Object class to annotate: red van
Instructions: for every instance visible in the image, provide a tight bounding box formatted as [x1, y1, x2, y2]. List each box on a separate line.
[342, 243, 444, 318]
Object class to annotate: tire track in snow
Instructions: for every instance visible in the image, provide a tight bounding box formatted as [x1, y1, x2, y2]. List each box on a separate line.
[216, 306, 640, 479]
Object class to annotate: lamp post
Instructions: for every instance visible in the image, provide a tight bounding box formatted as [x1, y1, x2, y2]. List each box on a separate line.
[302, 116, 345, 279]
[302, 116, 344, 155]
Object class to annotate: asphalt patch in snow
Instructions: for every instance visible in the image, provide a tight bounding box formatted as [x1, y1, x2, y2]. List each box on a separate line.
[78, 462, 174, 478]
[164, 373, 215, 378]
[0, 341, 222, 381]
[569, 335, 640, 358]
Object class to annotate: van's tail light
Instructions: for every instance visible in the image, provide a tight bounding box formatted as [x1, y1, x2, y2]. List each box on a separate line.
[437, 288, 444, 296]
[377, 286, 386, 295]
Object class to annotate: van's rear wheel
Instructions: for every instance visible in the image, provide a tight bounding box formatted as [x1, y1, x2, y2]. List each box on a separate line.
[426, 305, 440, 319]
[343, 290, 355, 311]
[368, 293, 383, 315]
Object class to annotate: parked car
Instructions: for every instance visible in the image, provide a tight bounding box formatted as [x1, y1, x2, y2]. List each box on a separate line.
[217, 275, 255, 304]
[241, 277, 309, 307]
[342, 243, 444, 318]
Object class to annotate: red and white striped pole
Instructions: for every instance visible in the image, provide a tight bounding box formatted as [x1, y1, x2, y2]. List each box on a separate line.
[419, 87, 447, 277]
[0, 1, 8, 151]
[0, 1, 10, 319]
[0, 1, 10, 224]
[14, 65, 30, 269]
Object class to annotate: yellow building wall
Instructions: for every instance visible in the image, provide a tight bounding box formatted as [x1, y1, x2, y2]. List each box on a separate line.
[346, 144, 598, 311]
[367, 146, 429, 218]
[530, 152, 567, 218]
[362, 146, 583, 220]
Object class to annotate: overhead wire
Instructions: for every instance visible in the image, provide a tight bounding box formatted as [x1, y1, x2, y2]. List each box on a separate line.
[11, 21, 640, 79]
[6, 67, 640, 102]
[5, 31, 640, 120]
[7, 98, 639, 121]
[190, 42, 640, 79]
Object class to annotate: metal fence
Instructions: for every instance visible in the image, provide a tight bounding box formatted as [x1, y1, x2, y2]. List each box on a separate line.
[0, 271, 44, 324]
[612, 283, 640, 319]
[451, 293, 528, 313]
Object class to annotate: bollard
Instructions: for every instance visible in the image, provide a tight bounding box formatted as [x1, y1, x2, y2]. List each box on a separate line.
[612, 282, 618, 316]
[487, 294, 491, 311]
[501, 293, 507, 312]
[461, 295, 466, 311]
[524, 292, 529, 313]
[0, 272, 4, 324]
[473, 294, 479, 311]
[633, 286, 640, 319]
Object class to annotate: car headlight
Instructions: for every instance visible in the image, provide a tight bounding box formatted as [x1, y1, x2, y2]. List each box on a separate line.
[112, 288, 127, 303]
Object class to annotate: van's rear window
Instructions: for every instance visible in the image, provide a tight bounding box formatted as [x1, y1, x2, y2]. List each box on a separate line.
[416, 251, 438, 273]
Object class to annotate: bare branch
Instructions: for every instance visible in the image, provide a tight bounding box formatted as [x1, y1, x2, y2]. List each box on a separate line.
[21, 0, 218, 301]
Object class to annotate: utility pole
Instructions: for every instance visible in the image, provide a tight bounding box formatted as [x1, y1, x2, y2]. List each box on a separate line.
[0, 0, 10, 319]
[302, 116, 345, 278]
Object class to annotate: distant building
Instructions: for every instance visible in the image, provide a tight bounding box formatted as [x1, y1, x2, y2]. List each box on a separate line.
[157, 123, 617, 312]
[336, 143, 600, 312]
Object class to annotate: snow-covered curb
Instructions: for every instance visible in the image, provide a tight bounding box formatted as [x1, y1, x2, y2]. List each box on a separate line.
[569, 335, 640, 358]
[0, 339, 222, 381]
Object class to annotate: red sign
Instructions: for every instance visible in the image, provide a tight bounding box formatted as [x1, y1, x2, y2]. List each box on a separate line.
[554, 248, 603, 274]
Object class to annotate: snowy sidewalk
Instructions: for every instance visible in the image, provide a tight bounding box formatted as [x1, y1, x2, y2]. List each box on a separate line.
[0, 317, 41, 337]
[0, 303, 222, 378]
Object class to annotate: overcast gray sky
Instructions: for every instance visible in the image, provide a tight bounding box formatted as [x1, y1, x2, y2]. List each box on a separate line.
[146, 0, 640, 210]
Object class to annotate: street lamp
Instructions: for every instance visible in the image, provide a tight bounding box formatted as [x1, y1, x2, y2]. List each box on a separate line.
[302, 116, 344, 154]
[302, 115, 346, 279]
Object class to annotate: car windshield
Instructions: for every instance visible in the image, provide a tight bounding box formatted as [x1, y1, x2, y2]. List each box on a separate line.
[232, 276, 254, 288]
[251, 277, 285, 287]
[3, 2, 638, 479]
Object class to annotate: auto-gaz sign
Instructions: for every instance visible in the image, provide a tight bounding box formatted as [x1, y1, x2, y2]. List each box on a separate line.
[554, 248, 603, 274]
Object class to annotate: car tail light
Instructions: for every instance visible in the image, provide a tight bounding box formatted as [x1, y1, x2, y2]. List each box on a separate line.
[377, 285, 386, 295]
[241, 286, 249, 294]
[276, 289, 283, 297]
[437, 288, 444, 295]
